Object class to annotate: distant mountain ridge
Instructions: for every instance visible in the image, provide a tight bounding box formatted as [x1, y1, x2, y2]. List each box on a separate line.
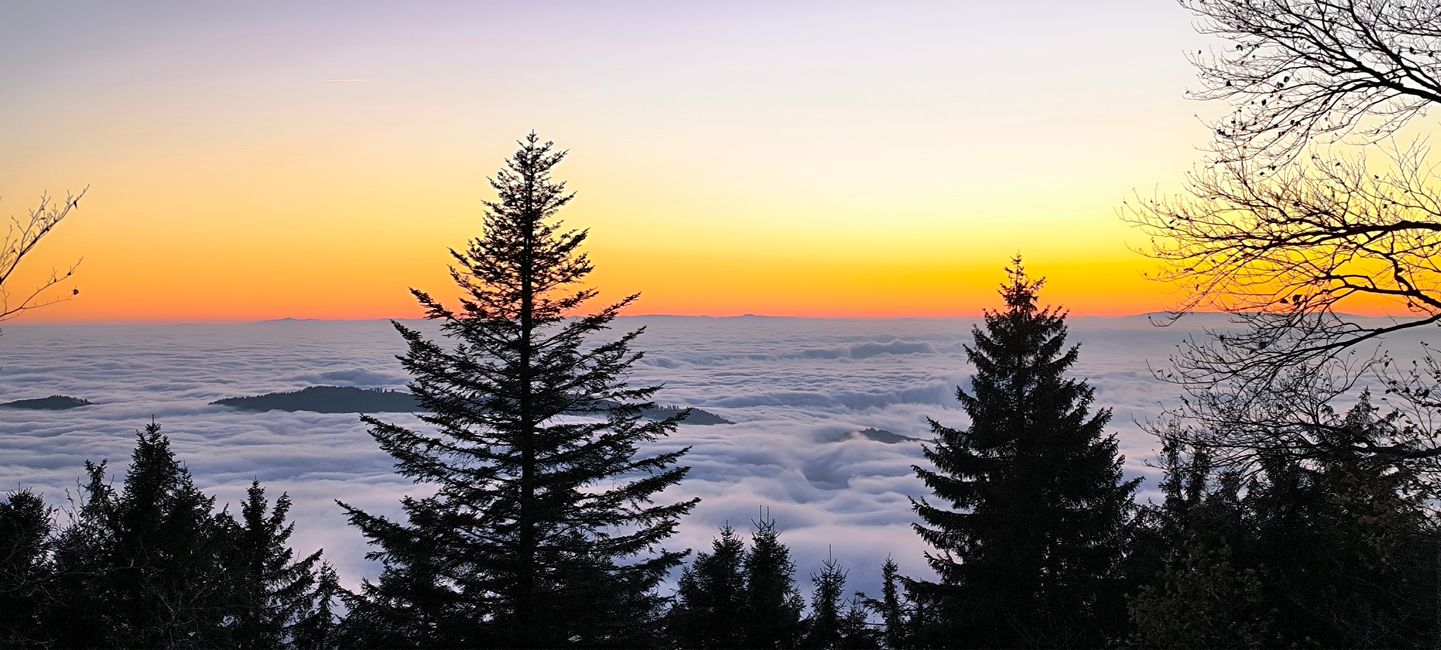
[213, 386, 416, 413]
[212, 385, 732, 424]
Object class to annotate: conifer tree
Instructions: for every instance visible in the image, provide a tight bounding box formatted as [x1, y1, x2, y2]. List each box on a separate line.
[341, 133, 697, 647]
[45, 460, 116, 647]
[670, 525, 748, 648]
[802, 554, 874, 649]
[743, 515, 804, 649]
[111, 423, 231, 647]
[293, 562, 345, 650]
[911, 257, 1138, 647]
[46, 423, 232, 648]
[1127, 439, 1270, 648]
[805, 555, 847, 650]
[224, 481, 325, 649]
[1244, 397, 1438, 647]
[871, 558, 906, 649]
[0, 490, 53, 646]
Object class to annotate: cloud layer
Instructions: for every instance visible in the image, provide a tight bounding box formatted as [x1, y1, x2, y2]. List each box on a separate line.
[1, 316, 1429, 598]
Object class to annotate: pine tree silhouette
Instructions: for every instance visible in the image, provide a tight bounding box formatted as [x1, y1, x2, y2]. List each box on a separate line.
[743, 513, 804, 649]
[670, 525, 747, 648]
[0, 490, 53, 646]
[224, 481, 325, 649]
[340, 133, 697, 647]
[48, 423, 231, 647]
[911, 257, 1137, 647]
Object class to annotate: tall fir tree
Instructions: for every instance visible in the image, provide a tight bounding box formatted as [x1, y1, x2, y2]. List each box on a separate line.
[293, 561, 345, 650]
[0, 490, 53, 647]
[911, 257, 1138, 647]
[224, 481, 325, 649]
[804, 555, 847, 650]
[341, 133, 697, 647]
[47, 423, 232, 648]
[669, 525, 748, 648]
[870, 558, 907, 649]
[802, 553, 875, 650]
[743, 515, 804, 649]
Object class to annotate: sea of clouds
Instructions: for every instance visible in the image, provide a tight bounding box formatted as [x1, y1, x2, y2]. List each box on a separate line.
[0, 316, 1428, 598]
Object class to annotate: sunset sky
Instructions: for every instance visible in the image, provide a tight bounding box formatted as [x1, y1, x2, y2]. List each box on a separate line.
[2, 1, 1213, 321]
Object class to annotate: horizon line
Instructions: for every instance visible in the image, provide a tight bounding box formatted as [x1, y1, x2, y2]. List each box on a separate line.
[6, 310, 1403, 326]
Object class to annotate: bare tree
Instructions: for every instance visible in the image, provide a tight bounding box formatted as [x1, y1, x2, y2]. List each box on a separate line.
[1154, 351, 1441, 472]
[1130, 146, 1441, 383]
[1127, 0, 1441, 468]
[1, 188, 84, 327]
[1185, 0, 1441, 164]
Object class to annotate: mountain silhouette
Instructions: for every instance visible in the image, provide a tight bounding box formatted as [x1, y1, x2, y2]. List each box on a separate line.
[0, 395, 93, 410]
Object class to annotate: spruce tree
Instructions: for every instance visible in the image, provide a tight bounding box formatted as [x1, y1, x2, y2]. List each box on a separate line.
[224, 481, 325, 649]
[293, 562, 344, 650]
[45, 460, 116, 648]
[46, 423, 232, 648]
[911, 257, 1138, 647]
[872, 558, 906, 649]
[804, 555, 847, 650]
[111, 423, 231, 648]
[670, 525, 748, 648]
[341, 133, 697, 647]
[743, 516, 804, 649]
[0, 490, 53, 647]
[802, 553, 874, 649]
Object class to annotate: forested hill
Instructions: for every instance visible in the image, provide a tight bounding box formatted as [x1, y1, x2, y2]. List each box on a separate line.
[0, 395, 93, 410]
[212, 385, 732, 424]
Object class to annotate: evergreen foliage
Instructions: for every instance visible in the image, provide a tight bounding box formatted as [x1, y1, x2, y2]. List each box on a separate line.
[804, 555, 846, 649]
[1244, 398, 1438, 646]
[669, 518, 807, 649]
[0, 423, 333, 649]
[62, 422, 232, 647]
[1127, 396, 1441, 648]
[801, 553, 875, 650]
[743, 516, 805, 649]
[869, 558, 908, 650]
[910, 257, 1139, 647]
[225, 481, 327, 649]
[1127, 438, 1272, 648]
[293, 562, 345, 650]
[670, 525, 748, 648]
[0, 490, 52, 646]
[340, 133, 697, 647]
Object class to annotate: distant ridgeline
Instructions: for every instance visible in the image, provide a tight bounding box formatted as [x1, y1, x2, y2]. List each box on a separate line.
[0, 395, 93, 410]
[212, 385, 732, 424]
[212, 386, 418, 413]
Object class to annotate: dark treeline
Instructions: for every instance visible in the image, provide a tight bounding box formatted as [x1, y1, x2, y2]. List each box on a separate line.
[0, 423, 343, 648]
[4, 134, 1439, 649]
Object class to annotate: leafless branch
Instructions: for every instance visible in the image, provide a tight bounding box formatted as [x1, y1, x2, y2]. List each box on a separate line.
[1184, 0, 1441, 163]
[0, 187, 85, 325]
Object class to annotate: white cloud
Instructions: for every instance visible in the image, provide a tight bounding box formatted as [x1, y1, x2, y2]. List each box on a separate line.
[1, 316, 1429, 599]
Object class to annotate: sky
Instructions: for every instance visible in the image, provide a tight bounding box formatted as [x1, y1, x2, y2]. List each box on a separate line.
[1, 1, 1213, 321]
